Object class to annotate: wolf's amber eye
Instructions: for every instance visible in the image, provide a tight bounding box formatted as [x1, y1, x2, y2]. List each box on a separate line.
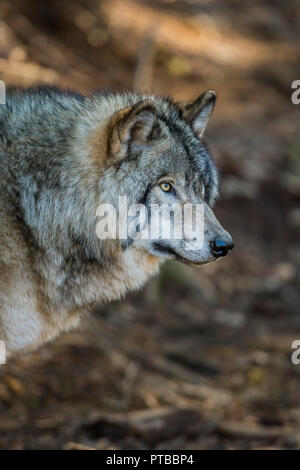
[160, 182, 172, 192]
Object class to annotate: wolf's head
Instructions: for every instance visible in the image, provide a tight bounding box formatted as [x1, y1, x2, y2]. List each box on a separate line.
[97, 90, 233, 266]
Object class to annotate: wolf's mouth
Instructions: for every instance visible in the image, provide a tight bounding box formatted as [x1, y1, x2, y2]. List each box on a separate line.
[152, 242, 214, 266]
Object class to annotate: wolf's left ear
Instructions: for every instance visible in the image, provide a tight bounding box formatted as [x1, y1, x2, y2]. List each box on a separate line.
[109, 100, 157, 159]
[178, 90, 216, 139]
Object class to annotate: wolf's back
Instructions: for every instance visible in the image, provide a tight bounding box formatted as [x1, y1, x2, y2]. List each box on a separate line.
[0, 86, 86, 156]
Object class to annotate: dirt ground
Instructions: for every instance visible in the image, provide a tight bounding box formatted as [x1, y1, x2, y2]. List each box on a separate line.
[0, 0, 299, 450]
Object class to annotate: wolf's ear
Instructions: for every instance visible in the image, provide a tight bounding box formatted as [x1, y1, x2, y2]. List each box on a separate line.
[109, 100, 157, 159]
[178, 90, 216, 138]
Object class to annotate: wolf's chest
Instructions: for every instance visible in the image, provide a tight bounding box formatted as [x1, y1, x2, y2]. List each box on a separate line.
[72, 249, 161, 306]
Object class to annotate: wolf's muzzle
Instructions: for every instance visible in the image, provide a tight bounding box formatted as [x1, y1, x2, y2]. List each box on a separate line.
[210, 238, 234, 258]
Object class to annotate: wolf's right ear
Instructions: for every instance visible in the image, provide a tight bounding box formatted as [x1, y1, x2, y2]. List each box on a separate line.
[178, 90, 216, 139]
[109, 100, 157, 160]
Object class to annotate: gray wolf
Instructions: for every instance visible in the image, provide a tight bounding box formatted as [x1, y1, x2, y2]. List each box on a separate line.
[0, 86, 233, 357]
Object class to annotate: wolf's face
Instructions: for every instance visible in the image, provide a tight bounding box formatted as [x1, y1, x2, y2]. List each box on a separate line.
[106, 90, 233, 266]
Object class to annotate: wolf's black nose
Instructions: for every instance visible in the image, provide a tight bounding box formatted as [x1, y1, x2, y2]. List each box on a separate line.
[210, 238, 234, 258]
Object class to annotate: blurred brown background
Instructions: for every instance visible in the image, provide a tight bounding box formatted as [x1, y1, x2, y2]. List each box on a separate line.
[0, 0, 300, 450]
